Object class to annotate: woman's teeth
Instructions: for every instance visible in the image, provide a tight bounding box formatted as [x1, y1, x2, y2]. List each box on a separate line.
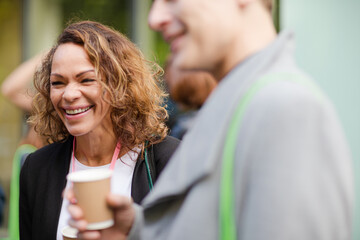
[65, 107, 90, 115]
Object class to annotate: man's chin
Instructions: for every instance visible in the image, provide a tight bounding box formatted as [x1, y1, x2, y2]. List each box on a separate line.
[172, 54, 202, 72]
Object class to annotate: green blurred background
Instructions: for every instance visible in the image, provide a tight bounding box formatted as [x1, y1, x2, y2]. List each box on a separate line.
[0, 0, 359, 239]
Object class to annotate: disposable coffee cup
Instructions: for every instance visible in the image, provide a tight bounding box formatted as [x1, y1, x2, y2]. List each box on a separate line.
[67, 168, 113, 230]
[62, 225, 78, 240]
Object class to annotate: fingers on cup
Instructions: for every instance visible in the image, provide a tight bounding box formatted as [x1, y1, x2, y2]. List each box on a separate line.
[68, 217, 88, 232]
[106, 194, 133, 209]
[77, 230, 101, 240]
[65, 187, 77, 204]
[68, 204, 85, 220]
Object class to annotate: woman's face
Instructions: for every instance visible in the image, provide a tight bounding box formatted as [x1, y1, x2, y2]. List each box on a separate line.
[50, 43, 113, 137]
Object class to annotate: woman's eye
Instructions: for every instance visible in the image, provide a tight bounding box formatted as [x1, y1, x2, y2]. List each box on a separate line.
[81, 79, 95, 83]
[50, 81, 63, 86]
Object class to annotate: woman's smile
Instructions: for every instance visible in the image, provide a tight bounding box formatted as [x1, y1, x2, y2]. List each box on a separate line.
[64, 106, 93, 115]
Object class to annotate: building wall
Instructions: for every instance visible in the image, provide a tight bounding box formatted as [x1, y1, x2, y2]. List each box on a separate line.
[281, 1, 360, 239]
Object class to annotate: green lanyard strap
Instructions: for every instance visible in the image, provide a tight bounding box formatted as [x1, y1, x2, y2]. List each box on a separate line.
[219, 73, 323, 240]
[144, 141, 154, 190]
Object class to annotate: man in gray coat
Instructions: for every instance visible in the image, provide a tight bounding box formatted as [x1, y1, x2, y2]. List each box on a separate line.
[68, 0, 354, 239]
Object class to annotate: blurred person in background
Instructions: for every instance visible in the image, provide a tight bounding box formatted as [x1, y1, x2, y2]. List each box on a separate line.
[0, 184, 4, 227]
[1, 52, 48, 240]
[68, 0, 354, 239]
[164, 56, 217, 139]
[2, 53, 44, 114]
[1, 52, 48, 153]
[19, 20, 179, 240]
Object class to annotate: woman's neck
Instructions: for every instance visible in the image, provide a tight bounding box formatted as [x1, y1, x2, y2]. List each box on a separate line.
[74, 133, 119, 167]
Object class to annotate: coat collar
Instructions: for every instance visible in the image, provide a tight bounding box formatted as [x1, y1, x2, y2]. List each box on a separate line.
[142, 30, 295, 208]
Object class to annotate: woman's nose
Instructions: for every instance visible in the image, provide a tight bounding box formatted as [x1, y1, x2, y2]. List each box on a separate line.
[62, 83, 81, 102]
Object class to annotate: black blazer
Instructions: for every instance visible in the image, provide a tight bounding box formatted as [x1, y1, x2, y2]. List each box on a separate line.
[19, 136, 179, 240]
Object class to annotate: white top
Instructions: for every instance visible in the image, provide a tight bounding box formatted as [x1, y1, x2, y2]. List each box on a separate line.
[56, 148, 139, 240]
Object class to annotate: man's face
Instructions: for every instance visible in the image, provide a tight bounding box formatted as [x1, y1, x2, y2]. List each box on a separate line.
[148, 0, 240, 75]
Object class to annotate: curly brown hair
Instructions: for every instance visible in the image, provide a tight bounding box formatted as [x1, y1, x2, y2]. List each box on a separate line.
[164, 57, 217, 110]
[29, 20, 168, 150]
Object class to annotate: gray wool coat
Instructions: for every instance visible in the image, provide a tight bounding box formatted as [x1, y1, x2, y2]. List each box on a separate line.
[128, 31, 354, 240]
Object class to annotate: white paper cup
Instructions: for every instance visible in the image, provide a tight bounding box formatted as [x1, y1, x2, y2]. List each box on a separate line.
[62, 225, 78, 240]
[67, 169, 113, 230]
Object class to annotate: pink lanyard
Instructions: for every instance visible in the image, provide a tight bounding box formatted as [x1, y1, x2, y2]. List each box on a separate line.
[71, 138, 121, 173]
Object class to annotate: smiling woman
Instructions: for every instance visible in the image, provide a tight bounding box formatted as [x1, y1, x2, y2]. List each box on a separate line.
[19, 21, 180, 240]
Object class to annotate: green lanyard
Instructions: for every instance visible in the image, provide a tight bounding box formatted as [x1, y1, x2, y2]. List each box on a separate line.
[219, 73, 323, 240]
[144, 141, 154, 190]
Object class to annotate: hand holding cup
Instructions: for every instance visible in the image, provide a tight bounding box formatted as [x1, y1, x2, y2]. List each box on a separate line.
[67, 169, 113, 230]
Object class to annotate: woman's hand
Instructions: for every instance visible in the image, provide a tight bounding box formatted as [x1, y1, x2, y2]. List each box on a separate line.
[66, 188, 135, 240]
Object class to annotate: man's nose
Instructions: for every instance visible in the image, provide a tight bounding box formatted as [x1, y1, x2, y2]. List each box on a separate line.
[148, 0, 171, 32]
